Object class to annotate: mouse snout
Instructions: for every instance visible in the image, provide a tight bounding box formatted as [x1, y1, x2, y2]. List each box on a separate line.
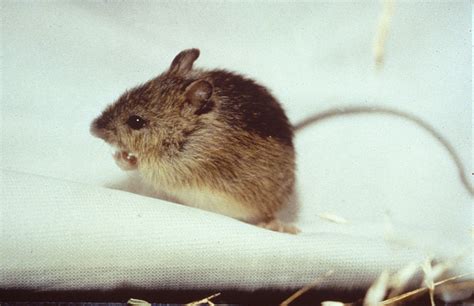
[90, 114, 112, 139]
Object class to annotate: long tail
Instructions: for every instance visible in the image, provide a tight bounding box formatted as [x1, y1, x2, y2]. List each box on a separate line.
[293, 106, 473, 197]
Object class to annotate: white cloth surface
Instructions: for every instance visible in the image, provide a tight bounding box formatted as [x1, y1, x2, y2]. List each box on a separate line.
[1, 2, 472, 290]
[0, 170, 431, 290]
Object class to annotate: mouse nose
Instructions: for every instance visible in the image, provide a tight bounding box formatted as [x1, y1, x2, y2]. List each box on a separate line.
[90, 114, 111, 138]
[90, 120, 103, 138]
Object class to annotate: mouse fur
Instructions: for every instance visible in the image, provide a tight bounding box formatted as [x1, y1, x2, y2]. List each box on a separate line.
[91, 49, 298, 232]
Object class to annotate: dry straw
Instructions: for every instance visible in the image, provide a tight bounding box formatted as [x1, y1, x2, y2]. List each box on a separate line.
[363, 270, 391, 306]
[373, 0, 395, 69]
[280, 270, 334, 306]
[127, 298, 151, 306]
[317, 212, 348, 224]
[380, 272, 473, 305]
[186, 292, 221, 306]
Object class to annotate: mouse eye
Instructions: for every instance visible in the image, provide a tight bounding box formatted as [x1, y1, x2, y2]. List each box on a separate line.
[126, 115, 146, 130]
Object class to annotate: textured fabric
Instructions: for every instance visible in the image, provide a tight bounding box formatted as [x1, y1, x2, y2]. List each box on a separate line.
[1, 169, 464, 290]
[1, 2, 472, 290]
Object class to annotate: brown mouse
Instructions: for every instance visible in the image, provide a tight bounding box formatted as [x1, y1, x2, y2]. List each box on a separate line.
[91, 48, 299, 233]
[91, 49, 473, 235]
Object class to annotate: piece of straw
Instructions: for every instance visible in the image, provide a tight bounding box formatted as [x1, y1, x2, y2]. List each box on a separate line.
[186, 292, 221, 306]
[317, 212, 348, 224]
[387, 262, 419, 298]
[280, 270, 334, 306]
[127, 298, 151, 306]
[380, 272, 473, 305]
[373, 0, 395, 69]
[363, 270, 390, 306]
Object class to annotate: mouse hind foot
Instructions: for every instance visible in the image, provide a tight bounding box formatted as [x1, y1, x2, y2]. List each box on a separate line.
[257, 219, 300, 235]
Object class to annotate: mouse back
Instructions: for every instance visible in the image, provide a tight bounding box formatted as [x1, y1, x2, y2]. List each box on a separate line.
[205, 69, 294, 147]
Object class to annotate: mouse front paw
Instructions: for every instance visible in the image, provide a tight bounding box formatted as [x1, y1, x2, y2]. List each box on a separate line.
[113, 150, 138, 171]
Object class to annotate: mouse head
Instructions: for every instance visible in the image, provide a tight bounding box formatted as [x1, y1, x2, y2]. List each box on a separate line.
[90, 48, 216, 160]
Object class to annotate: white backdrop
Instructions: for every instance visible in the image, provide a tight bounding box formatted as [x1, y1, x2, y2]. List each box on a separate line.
[1, 1, 472, 291]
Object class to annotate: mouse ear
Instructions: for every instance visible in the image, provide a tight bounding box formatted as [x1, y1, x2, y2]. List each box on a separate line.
[169, 48, 200, 76]
[185, 79, 214, 115]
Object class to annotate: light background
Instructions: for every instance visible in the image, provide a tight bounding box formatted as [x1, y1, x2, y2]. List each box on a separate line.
[1, 1, 472, 290]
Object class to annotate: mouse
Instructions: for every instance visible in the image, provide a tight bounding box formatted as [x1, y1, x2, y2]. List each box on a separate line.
[91, 48, 473, 235]
[91, 48, 299, 233]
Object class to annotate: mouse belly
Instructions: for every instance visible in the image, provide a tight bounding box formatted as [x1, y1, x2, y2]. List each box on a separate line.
[162, 186, 261, 222]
